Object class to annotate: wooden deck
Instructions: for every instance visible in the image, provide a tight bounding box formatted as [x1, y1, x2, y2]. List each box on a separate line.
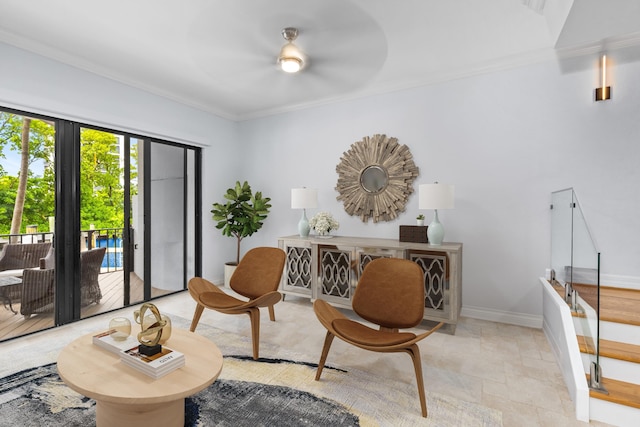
[0, 271, 173, 341]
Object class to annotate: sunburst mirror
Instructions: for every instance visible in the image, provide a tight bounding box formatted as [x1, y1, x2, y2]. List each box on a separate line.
[335, 134, 419, 223]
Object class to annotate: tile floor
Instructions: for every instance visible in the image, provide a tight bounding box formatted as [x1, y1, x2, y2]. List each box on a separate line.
[0, 289, 614, 427]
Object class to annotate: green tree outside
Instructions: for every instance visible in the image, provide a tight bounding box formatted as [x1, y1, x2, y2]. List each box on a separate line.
[0, 112, 55, 234]
[0, 112, 134, 235]
[80, 128, 125, 230]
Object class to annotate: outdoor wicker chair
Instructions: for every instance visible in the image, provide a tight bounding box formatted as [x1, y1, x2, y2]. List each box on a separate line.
[0, 242, 52, 304]
[80, 247, 105, 306]
[20, 268, 55, 317]
[20, 246, 105, 317]
[0, 242, 52, 271]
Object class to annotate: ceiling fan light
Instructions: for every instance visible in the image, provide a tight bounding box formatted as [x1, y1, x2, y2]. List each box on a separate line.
[278, 42, 304, 73]
[279, 57, 302, 73]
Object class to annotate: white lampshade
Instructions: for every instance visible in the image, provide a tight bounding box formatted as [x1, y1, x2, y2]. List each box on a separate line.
[291, 188, 318, 209]
[419, 183, 455, 210]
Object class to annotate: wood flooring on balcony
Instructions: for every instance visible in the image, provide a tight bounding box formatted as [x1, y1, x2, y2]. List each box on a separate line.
[0, 271, 173, 341]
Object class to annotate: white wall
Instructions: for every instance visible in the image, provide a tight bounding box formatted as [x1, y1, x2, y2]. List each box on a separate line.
[238, 56, 640, 324]
[0, 42, 232, 147]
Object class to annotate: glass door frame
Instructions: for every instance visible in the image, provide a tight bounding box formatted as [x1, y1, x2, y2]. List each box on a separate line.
[0, 104, 202, 339]
[143, 140, 202, 301]
[55, 122, 202, 325]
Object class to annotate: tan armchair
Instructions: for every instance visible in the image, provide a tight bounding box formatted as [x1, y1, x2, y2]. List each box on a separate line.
[188, 247, 286, 360]
[313, 257, 443, 418]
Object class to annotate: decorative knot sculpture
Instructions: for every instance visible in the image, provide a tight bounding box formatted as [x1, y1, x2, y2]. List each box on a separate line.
[133, 303, 167, 355]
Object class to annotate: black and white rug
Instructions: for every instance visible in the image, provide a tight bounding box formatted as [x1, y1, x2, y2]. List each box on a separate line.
[0, 359, 359, 427]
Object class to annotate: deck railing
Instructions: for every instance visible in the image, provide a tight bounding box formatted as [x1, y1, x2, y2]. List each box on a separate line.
[0, 227, 125, 273]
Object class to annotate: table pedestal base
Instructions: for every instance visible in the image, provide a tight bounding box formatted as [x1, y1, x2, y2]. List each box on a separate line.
[96, 398, 184, 427]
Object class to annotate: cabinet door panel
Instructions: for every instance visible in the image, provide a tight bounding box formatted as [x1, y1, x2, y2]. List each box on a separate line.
[318, 246, 354, 304]
[408, 250, 450, 320]
[286, 246, 312, 290]
[280, 241, 313, 297]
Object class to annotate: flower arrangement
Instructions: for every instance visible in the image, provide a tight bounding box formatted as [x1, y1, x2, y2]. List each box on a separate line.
[309, 211, 340, 236]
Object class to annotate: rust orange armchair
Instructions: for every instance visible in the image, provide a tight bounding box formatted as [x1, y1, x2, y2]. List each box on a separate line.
[188, 247, 286, 360]
[313, 257, 443, 417]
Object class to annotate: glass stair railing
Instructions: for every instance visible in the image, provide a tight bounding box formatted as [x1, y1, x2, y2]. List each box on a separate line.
[550, 188, 607, 394]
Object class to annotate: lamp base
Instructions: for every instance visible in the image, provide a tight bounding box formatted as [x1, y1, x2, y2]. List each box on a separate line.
[427, 210, 445, 245]
[298, 209, 310, 238]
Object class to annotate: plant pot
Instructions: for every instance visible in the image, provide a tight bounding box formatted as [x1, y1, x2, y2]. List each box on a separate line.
[417, 219, 425, 226]
[224, 262, 237, 288]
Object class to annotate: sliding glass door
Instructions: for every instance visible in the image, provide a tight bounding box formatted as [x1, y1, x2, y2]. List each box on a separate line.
[145, 142, 196, 298]
[0, 110, 56, 339]
[79, 129, 200, 316]
[0, 106, 201, 342]
[79, 127, 129, 319]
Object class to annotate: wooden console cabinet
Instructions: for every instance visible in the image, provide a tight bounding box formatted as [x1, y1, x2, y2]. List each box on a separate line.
[277, 236, 463, 333]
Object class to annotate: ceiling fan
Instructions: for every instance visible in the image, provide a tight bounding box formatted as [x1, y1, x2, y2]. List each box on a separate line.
[277, 27, 306, 73]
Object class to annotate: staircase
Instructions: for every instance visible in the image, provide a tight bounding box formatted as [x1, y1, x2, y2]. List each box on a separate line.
[569, 284, 640, 426]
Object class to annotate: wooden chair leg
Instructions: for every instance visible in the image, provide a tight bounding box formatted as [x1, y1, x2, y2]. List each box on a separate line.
[407, 344, 428, 418]
[268, 304, 276, 322]
[315, 331, 335, 381]
[190, 303, 205, 332]
[248, 308, 261, 360]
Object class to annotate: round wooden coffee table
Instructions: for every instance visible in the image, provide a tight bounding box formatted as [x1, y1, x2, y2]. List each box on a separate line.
[57, 328, 223, 427]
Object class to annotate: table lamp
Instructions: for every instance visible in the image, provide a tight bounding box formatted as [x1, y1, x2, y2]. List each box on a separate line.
[419, 183, 455, 245]
[291, 188, 318, 237]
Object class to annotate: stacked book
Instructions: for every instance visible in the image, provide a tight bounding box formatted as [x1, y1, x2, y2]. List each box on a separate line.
[92, 330, 140, 355]
[119, 345, 185, 379]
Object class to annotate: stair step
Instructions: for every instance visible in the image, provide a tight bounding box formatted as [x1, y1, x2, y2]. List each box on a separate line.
[553, 282, 640, 326]
[573, 284, 640, 327]
[587, 375, 640, 409]
[577, 335, 640, 363]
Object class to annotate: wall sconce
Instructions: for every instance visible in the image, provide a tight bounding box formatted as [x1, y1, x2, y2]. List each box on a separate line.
[291, 188, 317, 237]
[595, 54, 611, 101]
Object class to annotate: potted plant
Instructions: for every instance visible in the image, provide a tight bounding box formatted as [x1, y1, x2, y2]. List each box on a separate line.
[416, 214, 425, 226]
[211, 181, 271, 286]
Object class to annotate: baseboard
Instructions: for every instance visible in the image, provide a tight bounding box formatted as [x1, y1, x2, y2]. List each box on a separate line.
[601, 273, 640, 290]
[460, 305, 543, 329]
[549, 267, 640, 291]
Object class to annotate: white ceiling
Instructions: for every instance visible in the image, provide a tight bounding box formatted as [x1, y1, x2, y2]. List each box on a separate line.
[0, 0, 639, 121]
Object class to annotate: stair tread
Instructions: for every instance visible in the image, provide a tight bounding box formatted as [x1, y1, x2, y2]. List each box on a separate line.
[587, 375, 640, 409]
[552, 282, 640, 326]
[577, 335, 640, 363]
[573, 284, 640, 326]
